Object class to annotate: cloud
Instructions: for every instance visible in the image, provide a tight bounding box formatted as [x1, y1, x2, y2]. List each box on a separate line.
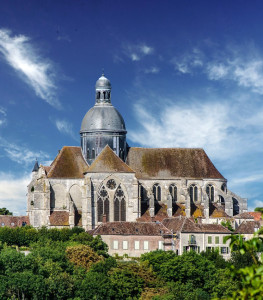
[0, 106, 7, 127]
[0, 29, 60, 108]
[57, 35, 71, 42]
[0, 136, 50, 165]
[55, 119, 78, 141]
[122, 43, 154, 62]
[0, 172, 30, 215]
[144, 67, 160, 74]
[129, 93, 263, 161]
[230, 173, 263, 186]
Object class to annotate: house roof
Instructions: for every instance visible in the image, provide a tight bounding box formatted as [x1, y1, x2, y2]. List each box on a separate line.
[234, 212, 255, 219]
[47, 146, 88, 178]
[87, 145, 134, 173]
[91, 221, 171, 236]
[235, 221, 261, 234]
[162, 217, 232, 233]
[0, 216, 30, 227]
[126, 147, 225, 180]
[49, 211, 69, 226]
[248, 212, 262, 221]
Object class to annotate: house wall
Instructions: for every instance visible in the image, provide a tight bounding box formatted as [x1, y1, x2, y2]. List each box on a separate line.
[97, 234, 172, 257]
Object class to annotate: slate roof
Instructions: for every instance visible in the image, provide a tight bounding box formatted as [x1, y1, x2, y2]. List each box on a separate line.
[235, 221, 261, 234]
[49, 211, 69, 226]
[91, 221, 171, 236]
[88, 145, 134, 173]
[162, 217, 231, 233]
[47, 146, 88, 178]
[126, 147, 225, 179]
[0, 216, 30, 227]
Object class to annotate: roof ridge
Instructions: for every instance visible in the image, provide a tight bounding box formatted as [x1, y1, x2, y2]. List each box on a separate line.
[47, 146, 65, 176]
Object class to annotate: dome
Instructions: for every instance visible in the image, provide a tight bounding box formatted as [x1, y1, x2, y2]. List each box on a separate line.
[80, 105, 126, 133]
[95, 75, 111, 89]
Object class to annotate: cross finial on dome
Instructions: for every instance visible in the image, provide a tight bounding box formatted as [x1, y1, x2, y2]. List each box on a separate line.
[102, 68, 104, 76]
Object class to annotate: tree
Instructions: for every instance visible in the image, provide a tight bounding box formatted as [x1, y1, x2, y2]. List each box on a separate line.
[0, 208, 12, 215]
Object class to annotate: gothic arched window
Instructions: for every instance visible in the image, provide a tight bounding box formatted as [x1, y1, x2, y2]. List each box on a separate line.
[189, 184, 198, 203]
[92, 149, 95, 159]
[169, 184, 177, 202]
[114, 185, 126, 221]
[97, 186, 110, 222]
[221, 183, 227, 192]
[206, 184, 214, 202]
[153, 184, 161, 201]
[233, 198, 239, 215]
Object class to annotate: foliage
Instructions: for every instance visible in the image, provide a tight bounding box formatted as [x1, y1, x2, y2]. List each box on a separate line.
[66, 244, 103, 270]
[0, 207, 12, 215]
[221, 220, 234, 231]
[254, 207, 263, 215]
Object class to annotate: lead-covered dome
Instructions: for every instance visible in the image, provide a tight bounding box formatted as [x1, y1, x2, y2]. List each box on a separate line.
[80, 105, 126, 133]
[95, 74, 111, 89]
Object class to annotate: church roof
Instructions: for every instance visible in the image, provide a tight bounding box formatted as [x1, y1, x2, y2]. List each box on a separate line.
[47, 146, 88, 178]
[126, 147, 225, 179]
[87, 145, 135, 173]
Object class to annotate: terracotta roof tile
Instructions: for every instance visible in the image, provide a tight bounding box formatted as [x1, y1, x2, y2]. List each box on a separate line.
[88, 145, 135, 173]
[137, 203, 169, 222]
[126, 147, 225, 179]
[47, 146, 88, 178]
[49, 211, 69, 226]
[91, 221, 171, 236]
[234, 212, 255, 219]
[248, 212, 262, 221]
[235, 221, 261, 234]
[0, 216, 30, 227]
[162, 217, 231, 233]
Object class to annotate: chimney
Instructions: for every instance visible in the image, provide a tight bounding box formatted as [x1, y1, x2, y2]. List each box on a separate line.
[102, 214, 107, 223]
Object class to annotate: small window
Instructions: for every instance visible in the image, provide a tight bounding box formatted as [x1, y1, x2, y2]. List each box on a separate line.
[11, 222, 15, 226]
[220, 247, 229, 254]
[143, 241, 149, 250]
[206, 246, 214, 251]
[113, 240, 118, 250]
[1, 223, 4, 227]
[183, 246, 187, 252]
[208, 236, 212, 244]
[134, 241, 140, 250]
[92, 149, 95, 159]
[123, 241, 128, 250]
[215, 236, 219, 244]
[158, 241, 164, 250]
[86, 149, 90, 159]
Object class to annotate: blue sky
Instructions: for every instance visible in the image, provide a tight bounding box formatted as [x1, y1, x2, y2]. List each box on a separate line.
[0, 0, 263, 215]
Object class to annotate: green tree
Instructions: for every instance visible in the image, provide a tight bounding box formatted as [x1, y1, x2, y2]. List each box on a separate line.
[0, 208, 12, 215]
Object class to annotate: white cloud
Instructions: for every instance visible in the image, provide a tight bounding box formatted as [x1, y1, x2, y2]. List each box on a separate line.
[0, 136, 49, 165]
[0, 29, 60, 108]
[144, 67, 160, 74]
[0, 172, 30, 215]
[171, 49, 204, 74]
[129, 94, 263, 161]
[122, 43, 154, 62]
[230, 173, 263, 186]
[55, 119, 78, 141]
[0, 106, 7, 127]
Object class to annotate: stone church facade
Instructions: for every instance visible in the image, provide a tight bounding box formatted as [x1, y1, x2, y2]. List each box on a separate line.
[27, 74, 247, 230]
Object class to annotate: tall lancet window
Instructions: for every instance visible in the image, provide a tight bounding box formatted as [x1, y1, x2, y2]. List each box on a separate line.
[114, 185, 126, 221]
[153, 183, 161, 201]
[169, 184, 177, 202]
[97, 186, 110, 222]
[206, 184, 214, 202]
[189, 184, 198, 203]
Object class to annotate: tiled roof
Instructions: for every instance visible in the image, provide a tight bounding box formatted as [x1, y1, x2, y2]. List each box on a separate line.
[248, 212, 262, 221]
[235, 221, 261, 234]
[91, 221, 171, 236]
[0, 216, 30, 227]
[126, 147, 225, 179]
[162, 217, 231, 233]
[43, 166, 51, 174]
[234, 212, 255, 219]
[88, 145, 134, 173]
[47, 146, 88, 178]
[137, 203, 169, 222]
[49, 211, 69, 226]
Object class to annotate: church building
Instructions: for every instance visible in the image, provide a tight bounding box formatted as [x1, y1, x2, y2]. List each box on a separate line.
[27, 74, 247, 230]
